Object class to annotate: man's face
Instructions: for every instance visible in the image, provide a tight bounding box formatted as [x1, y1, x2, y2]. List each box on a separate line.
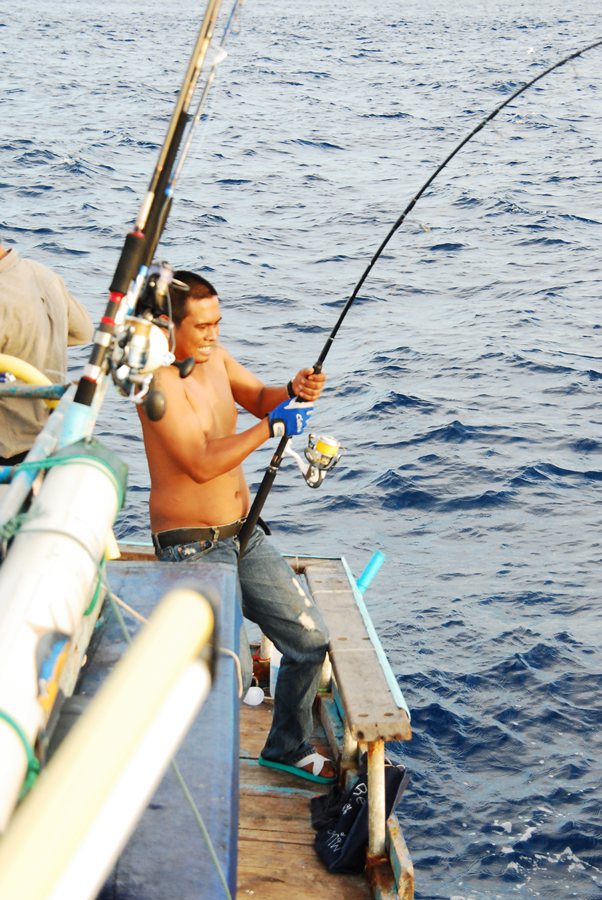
[175, 294, 222, 363]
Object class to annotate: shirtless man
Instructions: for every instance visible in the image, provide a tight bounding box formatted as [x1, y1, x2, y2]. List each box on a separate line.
[138, 270, 335, 784]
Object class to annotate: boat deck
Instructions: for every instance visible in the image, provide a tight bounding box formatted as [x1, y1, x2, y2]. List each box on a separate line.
[238, 699, 371, 899]
[31, 550, 411, 898]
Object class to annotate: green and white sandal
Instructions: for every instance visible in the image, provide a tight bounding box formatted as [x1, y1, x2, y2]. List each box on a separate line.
[259, 750, 337, 785]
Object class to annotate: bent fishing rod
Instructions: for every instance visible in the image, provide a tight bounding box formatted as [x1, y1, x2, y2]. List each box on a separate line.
[69, 0, 243, 434]
[238, 34, 602, 553]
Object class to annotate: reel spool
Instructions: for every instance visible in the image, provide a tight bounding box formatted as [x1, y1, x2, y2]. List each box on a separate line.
[286, 433, 343, 488]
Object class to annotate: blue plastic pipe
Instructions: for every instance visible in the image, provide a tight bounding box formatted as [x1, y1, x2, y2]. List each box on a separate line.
[356, 550, 385, 595]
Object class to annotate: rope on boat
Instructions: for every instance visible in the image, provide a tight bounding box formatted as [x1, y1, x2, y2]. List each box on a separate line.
[106, 587, 243, 697]
[170, 758, 234, 900]
[83, 558, 106, 617]
[0, 512, 28, 545]
[105, 584, 237, 900]
[0, 710, 40, 799]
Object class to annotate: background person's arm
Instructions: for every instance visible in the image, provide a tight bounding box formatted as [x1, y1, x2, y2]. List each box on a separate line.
[63, 281, 94, 345]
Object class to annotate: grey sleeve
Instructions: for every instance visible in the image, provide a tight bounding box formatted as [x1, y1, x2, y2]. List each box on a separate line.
[62, 281, 94, 346]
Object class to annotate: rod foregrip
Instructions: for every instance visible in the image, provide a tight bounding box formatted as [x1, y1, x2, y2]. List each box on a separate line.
[314, 333, 334, 373]
[110, 231, 147, 295]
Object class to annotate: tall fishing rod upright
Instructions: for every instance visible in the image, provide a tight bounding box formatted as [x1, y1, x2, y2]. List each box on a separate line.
[72, 0, 225, 416]
[238, 35, 602, 554]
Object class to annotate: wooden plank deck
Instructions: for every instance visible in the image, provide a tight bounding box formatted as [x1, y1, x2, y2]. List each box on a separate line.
[238, 699, 372, 900]
[112, 547, 410, 897]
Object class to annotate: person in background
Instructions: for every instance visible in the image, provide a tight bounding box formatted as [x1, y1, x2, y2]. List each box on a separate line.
[138, 270, 336, 784]
[0, 243, 93, 465]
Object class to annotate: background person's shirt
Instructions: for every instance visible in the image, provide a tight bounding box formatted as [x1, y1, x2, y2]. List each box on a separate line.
[0, 249, 93, 458]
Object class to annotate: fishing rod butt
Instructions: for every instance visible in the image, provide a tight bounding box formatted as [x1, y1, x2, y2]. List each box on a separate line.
[73, 377, 97, 408]
[238, 438, 287, 553]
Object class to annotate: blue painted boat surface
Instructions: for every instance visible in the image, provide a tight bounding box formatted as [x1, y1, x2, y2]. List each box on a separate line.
[51, 560, 241, 899]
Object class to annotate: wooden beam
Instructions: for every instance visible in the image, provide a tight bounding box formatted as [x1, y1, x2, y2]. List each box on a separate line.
[304, 566, 411, 742]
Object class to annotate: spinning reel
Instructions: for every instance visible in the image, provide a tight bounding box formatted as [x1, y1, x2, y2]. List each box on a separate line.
[285, 432, 344, 489]
[109, 262, 193, 420]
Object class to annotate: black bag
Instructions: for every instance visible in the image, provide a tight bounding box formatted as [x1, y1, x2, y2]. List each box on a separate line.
[311, 764, 409, 874]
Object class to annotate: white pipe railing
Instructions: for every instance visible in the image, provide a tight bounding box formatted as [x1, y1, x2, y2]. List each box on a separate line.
[0, 587, 215, 900]
[0, 445, 124, 831]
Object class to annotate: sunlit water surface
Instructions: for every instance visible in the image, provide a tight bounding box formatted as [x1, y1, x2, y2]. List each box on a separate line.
[2, 1, 602, 896]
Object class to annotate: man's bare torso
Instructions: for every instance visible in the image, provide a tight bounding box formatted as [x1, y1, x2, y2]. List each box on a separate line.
[139, 346, 251, 532]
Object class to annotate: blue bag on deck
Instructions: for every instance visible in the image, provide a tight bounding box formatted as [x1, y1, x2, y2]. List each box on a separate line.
[310, 764, 409, 873]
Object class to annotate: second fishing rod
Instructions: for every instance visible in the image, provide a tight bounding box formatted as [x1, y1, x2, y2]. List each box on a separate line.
[70, 0, 244, 433]
[237, 35, 602, 554]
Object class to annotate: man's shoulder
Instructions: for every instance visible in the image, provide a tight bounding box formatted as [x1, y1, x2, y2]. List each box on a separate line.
[20, 256, 74, 304]
[21, 256, 60, 283]
[137, 364, 189, 429]
[219, 344, 243, 372]
[153, 362, 183, 391]
[0, 251, 60, 283]
[152, 362, 206, 401]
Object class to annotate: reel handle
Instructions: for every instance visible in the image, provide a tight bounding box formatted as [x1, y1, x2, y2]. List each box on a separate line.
[173, 356, 195, 378]
[143, 354, 194, 421]
[143, 388, 166, 422]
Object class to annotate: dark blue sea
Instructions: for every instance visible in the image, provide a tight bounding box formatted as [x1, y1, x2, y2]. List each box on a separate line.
[2, 0, 602, 896]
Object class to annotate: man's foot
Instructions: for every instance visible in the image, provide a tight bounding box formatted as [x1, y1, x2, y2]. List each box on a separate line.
[259, 749, 337, 784]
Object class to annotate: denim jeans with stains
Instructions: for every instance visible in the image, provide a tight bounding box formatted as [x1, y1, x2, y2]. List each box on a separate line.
[156, 524, 329, 762]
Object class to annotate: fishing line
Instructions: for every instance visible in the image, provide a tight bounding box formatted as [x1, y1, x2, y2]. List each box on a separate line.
[314, 34, 602, 371]
[171, 0, 245, 194]
[238, 35, 602, 552]
[106, 586, 234, 900]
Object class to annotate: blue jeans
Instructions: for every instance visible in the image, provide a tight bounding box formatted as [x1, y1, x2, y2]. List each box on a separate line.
[156, 525, 329, 762]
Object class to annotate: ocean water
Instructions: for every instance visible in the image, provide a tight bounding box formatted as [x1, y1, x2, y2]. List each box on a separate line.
[2, 1, 602, 897]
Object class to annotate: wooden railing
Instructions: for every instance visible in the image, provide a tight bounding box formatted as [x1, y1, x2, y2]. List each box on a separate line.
[289, 556, 415, 900]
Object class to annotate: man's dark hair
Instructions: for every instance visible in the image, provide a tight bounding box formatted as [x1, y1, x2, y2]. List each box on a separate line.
[169, 270, 218, 326]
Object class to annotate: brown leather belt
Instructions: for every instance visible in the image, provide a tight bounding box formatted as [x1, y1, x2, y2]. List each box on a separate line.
[152, 518, 246, 551]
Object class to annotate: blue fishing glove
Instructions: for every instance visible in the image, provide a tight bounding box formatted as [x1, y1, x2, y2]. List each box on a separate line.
[267, 397, 313, 438]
